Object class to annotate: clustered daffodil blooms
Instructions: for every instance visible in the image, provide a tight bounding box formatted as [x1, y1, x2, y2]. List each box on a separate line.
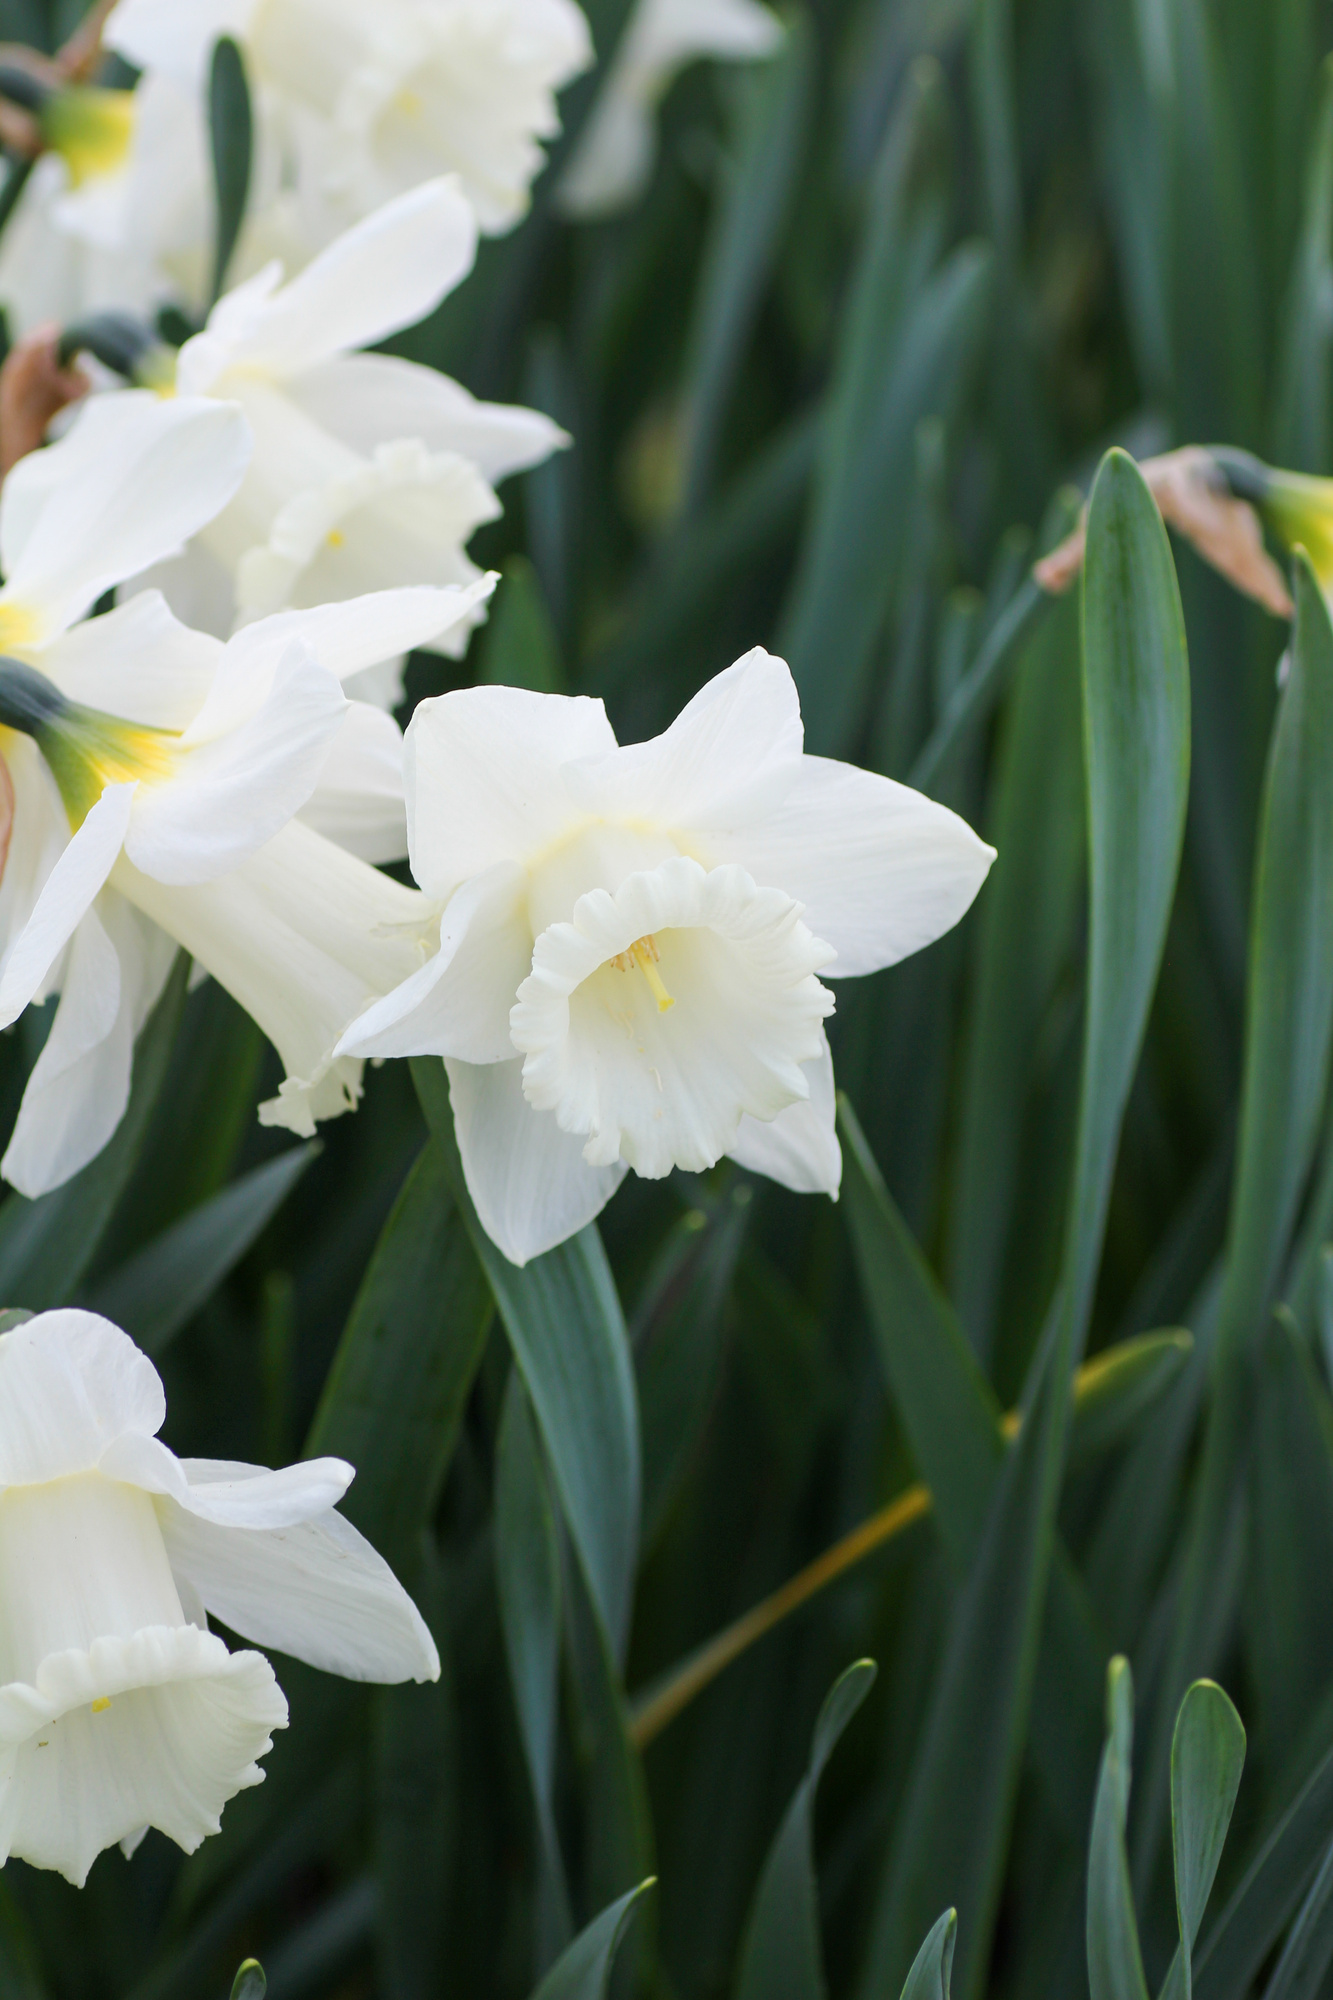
[0, 1308, 437, 1885]
[339, 650, 995, 1265]
[0, 388, 494, 1194]
[107, 0, 593, 243]
[100, 177, 566, 703]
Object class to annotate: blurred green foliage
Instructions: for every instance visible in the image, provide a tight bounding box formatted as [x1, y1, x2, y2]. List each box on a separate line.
[6, 0, 1333, 1997]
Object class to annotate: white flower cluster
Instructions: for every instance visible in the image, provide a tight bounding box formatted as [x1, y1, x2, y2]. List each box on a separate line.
[0, 0, 984, 1890]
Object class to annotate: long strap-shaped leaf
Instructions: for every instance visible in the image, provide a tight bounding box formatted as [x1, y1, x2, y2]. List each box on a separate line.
[497, 1373, 575, 1973]
[733, 1661, 877, 2000]
[304, 1140, 492, 1566]
[1088, 1659, 1150, 2000]
[528, 1881, 655, 2000]
[413, 1058, 641, 1664]
[858, 450, 1190, 2000]
[1140, 552, 1333, 1874]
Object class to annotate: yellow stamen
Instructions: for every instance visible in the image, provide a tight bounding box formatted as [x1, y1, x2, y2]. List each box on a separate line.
[326, 528, 346, 548]
[91, 1697, 111, 1714]
[611, 934, 675, 1012]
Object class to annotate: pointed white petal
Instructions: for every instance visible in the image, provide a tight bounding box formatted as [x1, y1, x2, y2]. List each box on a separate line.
[0, 741, 70, 1002]
[221, 576, 497, 692]
[562, 647, 803, 829]
[0, 785, 134, 1028]
[159, 1492, 438, 1685]
[445, 1055, 626, 1267]
[287, 354, 569, 482]
[704, 757, 997, 977]
[0, 1311, 165, 1486]
[191, 179, 477, 382]
[0, 896, 170, 1198]
[405, 685, 617, 901]
[124, 641, 346, 885]
[727, 1034, 841, 1195]
[2, 396, 251, 638]
[338, 860, 530, 1063]
[40, 592, 221, 732]
[99, 1440, 353, 1526]
[1, 907, 124, 1198]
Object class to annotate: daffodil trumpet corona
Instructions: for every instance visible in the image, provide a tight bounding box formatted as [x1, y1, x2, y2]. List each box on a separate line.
[339, 650, 997, 1265]
[0, 388, 496, 1196]
[0, 1309, 437, 1885]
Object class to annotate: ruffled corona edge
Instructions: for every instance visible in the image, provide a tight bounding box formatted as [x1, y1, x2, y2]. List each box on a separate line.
[0, 1624, 288, 1884]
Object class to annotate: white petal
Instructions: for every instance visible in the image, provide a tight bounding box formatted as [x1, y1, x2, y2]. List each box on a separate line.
[1, 396, 251, 639]
[404, 685, 617, 901]
[0, 741, 70, 1001]
[0, 1311, 165, 1486]
[129, 542, 237, 642]
[0, 784, 134, 1028]
[512, 857, 834, 1180]
[561, 648, 803, 831]
[286, 354, 569, 482]
[158, 1493, 438, 1685]
[124, 641, 346, 885]
[39, 592, 221, 732]
[221, 576, 497, 692]
[727, 1034, 841, 1195]
[106, 0, 253, 83]
[0, 1625, 285, 1886]
[0, 896, 175, 1200]
[445, 1055, 626, 1267]
[2, 907, 124, 1198]
[338, 861, 530, 1063]
[704, 757, 997, 977]
[98, 1439, 353, 1526]
[186, 178, 477, 384]
[114, 820, 434, 1137]
[300, 702, 406, 864]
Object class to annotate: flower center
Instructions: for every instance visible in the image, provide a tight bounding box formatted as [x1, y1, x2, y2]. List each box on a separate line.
[511, 856, 836, 1181]
[610, 934, 675, 1012]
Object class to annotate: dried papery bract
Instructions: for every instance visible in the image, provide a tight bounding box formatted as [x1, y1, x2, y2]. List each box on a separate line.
[1034, 447, 1294, 618]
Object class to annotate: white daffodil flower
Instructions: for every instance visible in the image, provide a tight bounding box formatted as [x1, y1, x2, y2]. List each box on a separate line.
[0, 72, 211, 336]
[130, 177, 566, 692]
[0, 390, 494, 1193]
[107, 0, 592, 240]
[339, 650, 996, 1265]
[0, 1308, 437, 1885]
[560, 0, 782, 219]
